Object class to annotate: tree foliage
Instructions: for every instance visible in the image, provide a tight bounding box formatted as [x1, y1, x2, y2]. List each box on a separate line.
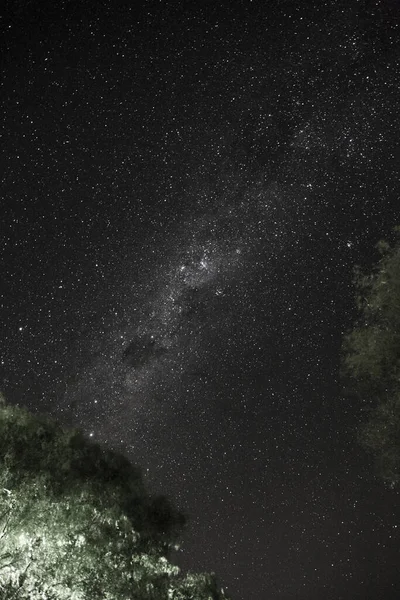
[0, 402, 230, 600]
[342, 227, 400, 484]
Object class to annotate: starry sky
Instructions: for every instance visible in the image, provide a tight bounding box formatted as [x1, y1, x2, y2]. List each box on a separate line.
[1, 1, 400, 598]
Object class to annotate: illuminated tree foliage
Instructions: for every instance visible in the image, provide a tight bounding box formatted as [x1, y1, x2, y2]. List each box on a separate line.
[0, 402, 229, 600]
[343, 227, 400, 484]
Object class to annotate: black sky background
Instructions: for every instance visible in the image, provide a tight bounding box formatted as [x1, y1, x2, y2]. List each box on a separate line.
[1, 1, 400, 599]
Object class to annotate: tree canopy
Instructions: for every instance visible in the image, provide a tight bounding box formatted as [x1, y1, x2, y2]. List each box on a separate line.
[342, 227, 400, 485]
[0, 401, 230, 600]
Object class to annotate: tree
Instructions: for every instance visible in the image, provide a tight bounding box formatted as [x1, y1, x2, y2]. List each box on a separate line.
[342, 227, 400, 485]
[0, 400, 230, 600]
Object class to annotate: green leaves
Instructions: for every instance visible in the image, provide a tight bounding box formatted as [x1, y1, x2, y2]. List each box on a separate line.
[0, 403, 229, 600]
[343, 227, 400, 484]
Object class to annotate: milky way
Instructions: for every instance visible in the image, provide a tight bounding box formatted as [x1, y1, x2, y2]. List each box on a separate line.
[66, 176, 288, 431]
[3, 2, 400, 599]
[65, 58, 398, 438]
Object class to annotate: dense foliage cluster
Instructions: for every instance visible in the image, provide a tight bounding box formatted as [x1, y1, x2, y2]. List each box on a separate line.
[343, 228, 400, 484]
[0, 401, 229, 600]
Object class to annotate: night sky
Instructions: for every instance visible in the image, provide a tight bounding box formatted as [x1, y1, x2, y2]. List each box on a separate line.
[1, 1, 400, 598]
